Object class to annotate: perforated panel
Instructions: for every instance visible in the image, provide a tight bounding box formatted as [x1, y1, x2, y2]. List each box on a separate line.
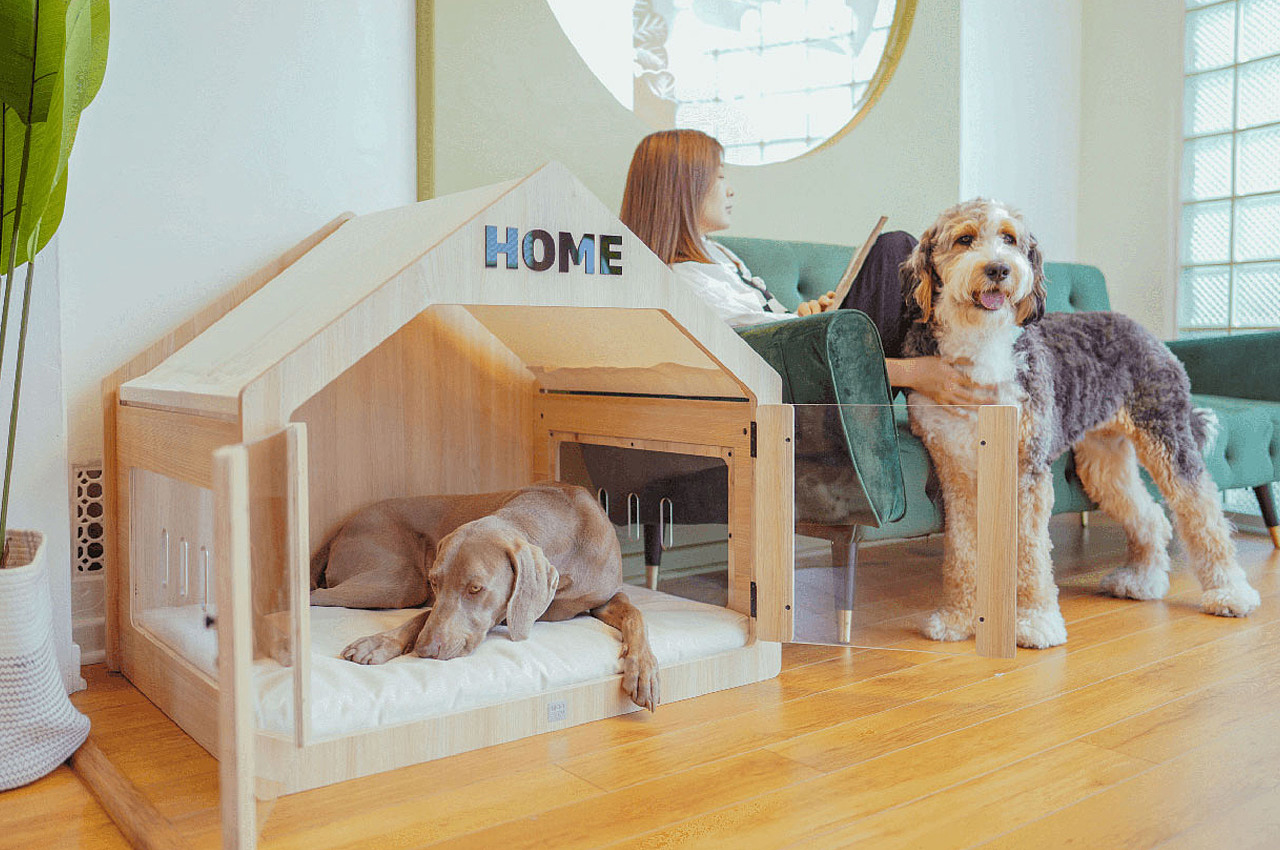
[72, 464, 105, 573]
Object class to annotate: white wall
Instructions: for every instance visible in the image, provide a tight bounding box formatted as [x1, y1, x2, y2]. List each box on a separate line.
[59, 1, 418, 462]
[1079, 0, 1184, 337]
[960, 0, 1082, 262]
[51, 1, 417, 676]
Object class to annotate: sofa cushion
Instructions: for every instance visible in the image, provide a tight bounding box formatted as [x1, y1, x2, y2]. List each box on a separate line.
[1042, 263, 1112, 313]
[717, 238, 1116, 320]
[717, 236, 851, 310]
[1194, 394, 1280, 490]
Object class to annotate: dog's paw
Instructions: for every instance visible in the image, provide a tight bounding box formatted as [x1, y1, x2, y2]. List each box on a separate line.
[341, 634, 405, 665]
[1100, 565, 1170, 601]
[921, 608, 974, 642]
[1200, 583, 1261, 618]
[1016, 607, 1068, 649]
[621, 646, 660, 712]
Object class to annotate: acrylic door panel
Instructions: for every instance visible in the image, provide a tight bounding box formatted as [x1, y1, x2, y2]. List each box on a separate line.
[789, 404, 1017, 657]
[213, 423, 309, 850]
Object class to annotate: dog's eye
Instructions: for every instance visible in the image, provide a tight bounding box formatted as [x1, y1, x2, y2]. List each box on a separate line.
[956, 234, 974, 247]
[1002, 233, 1016, 245]
[467, 584, 483, 595]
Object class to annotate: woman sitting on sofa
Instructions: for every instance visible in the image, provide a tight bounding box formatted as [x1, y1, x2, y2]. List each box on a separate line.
[620, 129, 994, 406]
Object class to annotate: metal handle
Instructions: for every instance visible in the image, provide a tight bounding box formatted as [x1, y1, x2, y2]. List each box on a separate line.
[626, 493, 641, 540]
[200, 546, 210, 612]
[597, 488, 610, 516]
[660, 497, 674, 548]
[180, 538, 190, 598]
[160, 529, 170, 588]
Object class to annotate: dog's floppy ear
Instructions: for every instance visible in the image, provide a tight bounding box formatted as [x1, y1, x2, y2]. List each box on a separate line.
[901, 224, 940, 324]
[1016, 233, 1047, 326]
[504, 539, 559, 641]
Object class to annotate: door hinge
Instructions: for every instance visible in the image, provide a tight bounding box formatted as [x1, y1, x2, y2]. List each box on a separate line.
[750, 421, 757, 458]
[750, 581, 758, 618]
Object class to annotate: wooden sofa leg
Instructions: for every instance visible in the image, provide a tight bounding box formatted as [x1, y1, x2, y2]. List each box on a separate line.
[1080, 510, 1090, 528]
[643, 523, 663, 590]
[1254, 485, 1280, 549]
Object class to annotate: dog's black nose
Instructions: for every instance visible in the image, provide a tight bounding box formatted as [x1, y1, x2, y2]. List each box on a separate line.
[985, 261, 1010, 282]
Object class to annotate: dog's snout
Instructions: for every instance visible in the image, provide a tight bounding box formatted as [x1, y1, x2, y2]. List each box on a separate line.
[984, 261, 1010, 283]
[414, 636, 442, 658]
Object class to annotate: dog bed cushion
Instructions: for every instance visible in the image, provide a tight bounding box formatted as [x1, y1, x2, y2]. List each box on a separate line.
[135, 586, 749, 739]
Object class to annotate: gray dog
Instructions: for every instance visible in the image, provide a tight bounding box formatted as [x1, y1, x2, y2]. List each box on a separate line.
[310, 482, 659, 710]
[900, 198, 1260, 649]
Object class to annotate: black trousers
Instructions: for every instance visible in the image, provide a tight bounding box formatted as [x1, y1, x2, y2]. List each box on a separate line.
[836, 230, 918, 360]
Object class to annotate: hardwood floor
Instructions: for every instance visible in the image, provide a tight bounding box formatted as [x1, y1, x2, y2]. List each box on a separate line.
[3, 514, 1278, 849]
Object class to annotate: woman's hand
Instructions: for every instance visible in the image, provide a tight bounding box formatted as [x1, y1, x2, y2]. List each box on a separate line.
[795, 290, 839, 316]
[888, 357, 998, 405]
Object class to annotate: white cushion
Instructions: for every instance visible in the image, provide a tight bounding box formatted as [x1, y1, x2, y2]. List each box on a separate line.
[136, 586, 748, 738]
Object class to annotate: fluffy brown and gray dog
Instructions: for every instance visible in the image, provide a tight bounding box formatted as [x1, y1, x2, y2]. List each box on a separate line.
[310, 482, 659, 710]
[900, 198, 1260, 648]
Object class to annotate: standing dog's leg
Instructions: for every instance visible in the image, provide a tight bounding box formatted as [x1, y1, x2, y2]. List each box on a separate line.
[340, 611, 430, 665]
[1015, 470, 1067, 648]
[922, 457, 978, 642]
[1130, 431, 1259, 616]
[1075, 431, 1173, 601]
[591, 592, 660, 711]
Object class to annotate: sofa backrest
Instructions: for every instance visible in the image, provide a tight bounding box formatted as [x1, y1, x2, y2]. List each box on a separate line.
[716, 235, 1111, 316]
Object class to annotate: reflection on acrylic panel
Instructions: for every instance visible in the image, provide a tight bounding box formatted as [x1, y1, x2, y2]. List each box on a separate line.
[558, 441, 731, 607]
[546, 0, 903, 164]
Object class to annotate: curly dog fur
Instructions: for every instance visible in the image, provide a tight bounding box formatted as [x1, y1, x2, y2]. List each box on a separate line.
[900, 199, 1259, 648]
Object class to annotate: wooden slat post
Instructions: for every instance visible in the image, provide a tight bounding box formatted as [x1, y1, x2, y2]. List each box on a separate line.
[752, 404, 794, 641]
[214, 446, 257, 850]
[286, 423, 312, 747]
[976, 405, 1018, 659]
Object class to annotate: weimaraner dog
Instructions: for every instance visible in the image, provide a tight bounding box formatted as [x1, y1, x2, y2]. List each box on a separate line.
[310, 482, 660, 710]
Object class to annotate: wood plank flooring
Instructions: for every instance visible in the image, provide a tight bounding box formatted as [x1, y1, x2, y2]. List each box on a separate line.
[3, 514, 1277, 849]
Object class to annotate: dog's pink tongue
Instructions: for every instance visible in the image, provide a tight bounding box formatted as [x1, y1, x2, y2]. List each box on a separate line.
[979, 290, 1007, 310]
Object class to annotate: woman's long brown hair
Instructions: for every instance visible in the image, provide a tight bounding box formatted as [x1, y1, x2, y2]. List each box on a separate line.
[620, 130, 723, 265]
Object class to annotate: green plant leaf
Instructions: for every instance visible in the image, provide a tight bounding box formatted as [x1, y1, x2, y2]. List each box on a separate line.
[0, 62, 61, 270]
[0, 0, 67, 124]
[0, 0, 106, 268]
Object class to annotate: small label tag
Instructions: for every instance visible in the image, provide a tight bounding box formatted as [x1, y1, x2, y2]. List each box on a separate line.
[547, 700, 568, 723]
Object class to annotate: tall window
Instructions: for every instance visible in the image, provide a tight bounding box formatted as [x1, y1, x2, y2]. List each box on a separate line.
[1180, 0, 1280, 338]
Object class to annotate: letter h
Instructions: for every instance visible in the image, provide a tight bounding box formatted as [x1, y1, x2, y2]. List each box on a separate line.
[485, 225, 519, 269]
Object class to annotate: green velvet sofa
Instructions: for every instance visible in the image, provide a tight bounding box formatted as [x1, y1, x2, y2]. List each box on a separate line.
[717, 235, 1280, 558]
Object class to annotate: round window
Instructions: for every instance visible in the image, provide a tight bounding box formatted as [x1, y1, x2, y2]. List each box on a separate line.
[548, 0, 916, 165]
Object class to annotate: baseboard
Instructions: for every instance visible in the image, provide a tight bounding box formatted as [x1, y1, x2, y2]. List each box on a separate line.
[63, 642, 87, 693]
[1227, 510, 1269, 535]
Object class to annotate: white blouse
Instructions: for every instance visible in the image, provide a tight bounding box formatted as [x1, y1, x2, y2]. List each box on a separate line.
[671, 239, 798, 329]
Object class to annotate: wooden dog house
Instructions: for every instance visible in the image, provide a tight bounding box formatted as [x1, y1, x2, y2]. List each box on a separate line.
[103, 163, 796, 847]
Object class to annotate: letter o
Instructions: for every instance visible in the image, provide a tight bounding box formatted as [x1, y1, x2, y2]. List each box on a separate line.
[522, 229, 555, 272]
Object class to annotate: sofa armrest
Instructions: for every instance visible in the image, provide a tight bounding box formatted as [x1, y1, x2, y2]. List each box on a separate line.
[1165, 331, 1280, 404]
[737, 311, 906, 526]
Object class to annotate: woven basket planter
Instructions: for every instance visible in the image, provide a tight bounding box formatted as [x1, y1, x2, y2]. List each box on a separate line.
[0, 530, 90, 790]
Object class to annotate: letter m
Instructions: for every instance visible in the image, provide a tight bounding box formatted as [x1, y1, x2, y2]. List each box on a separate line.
[558, 232, 595, 274]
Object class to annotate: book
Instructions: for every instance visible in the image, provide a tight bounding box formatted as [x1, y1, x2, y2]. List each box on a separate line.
[827, 215, 889, 311]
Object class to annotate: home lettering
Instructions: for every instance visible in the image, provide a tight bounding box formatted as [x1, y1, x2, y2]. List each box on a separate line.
[485, 226, 622, 275]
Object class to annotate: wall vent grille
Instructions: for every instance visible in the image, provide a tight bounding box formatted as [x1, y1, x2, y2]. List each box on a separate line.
[72, 464, 105, 573]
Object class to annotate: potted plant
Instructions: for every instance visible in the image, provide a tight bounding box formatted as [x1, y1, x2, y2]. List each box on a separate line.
[0, 0, 108, 789]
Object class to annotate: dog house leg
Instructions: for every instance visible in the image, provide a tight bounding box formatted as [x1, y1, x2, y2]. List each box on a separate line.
[644, 523, 663, 590]
[1254, 485, 1280, 549]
